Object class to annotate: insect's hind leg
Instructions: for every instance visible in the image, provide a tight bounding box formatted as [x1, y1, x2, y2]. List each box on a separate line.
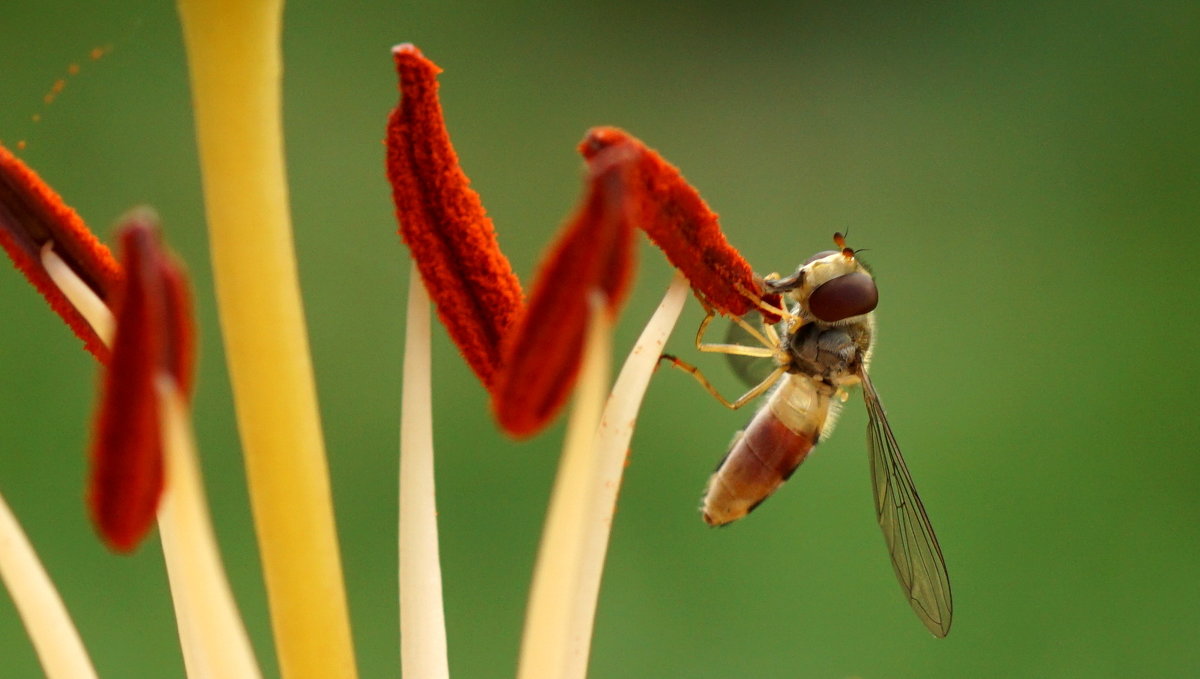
[659, 354, 787, 410]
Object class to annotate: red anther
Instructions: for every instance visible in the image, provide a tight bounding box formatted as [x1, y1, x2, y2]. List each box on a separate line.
[386, 44, 524, 390]
[580, 127, 768, 320]
[388, 46, 783, 437]
[89, 223, 165, 551]
[89, 212, 195, 551]
[0, 143, 122, 361]
[492, 144, 638, 438]
[157, 249, 196, 398]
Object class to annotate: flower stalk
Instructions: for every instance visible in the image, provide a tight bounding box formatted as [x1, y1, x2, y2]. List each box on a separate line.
[175, 0, 357, 677]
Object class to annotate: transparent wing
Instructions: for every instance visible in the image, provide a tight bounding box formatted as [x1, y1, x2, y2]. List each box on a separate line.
[723, 316, 777, 387]
[859, 370, 953, 637]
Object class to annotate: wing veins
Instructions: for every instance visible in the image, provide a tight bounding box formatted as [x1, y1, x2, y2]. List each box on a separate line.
[860, 371, 954, 638]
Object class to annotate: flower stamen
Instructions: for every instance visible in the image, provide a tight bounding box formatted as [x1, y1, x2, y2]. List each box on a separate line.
[492, 143, 638, 437]
[579, 127, 779, 321]
[89, 210, 195, 552]
[40, 242, 116, 344]
[387, 44, 524, 390]
[0, 143, 121, 361]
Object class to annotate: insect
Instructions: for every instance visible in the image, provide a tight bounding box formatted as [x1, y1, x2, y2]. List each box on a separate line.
[661, 233, 953, 637]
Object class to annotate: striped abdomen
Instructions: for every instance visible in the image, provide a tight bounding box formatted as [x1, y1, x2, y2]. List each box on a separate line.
[702, 375, 833, 526]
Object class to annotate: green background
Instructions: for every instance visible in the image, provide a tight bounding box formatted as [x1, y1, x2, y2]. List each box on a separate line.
[2, 2, 1197, 677]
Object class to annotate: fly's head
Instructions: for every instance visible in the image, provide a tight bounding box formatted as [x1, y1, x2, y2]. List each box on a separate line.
[764, 232, 878, 326]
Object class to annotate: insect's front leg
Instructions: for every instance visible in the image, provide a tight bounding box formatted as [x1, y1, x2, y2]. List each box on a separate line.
[734, 277, 798, 326]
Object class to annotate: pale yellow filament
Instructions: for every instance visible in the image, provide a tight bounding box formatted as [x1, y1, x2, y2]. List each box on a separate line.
[0, 494, 99, 679]
[158, 377, 263, 679]
[564, 272, 688, 677]
[40, 229, 262, 678]
[517, 292, 613, 679]
[41, 243, 114, 343]
[516, 273, 687, 679]
[398, 268, 450, 679]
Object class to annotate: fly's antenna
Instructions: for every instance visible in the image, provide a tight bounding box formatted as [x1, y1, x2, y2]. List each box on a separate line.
[833, 232, 855, 258]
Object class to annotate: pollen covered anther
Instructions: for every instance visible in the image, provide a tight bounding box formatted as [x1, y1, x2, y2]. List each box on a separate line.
[579, 127, 770, 320]
[492, 142, 638, 437]
[89, 210, 195, 552]
[386, 44, 524, 390]
[387, 45, 782, 437]
[0, 143, 122, 360]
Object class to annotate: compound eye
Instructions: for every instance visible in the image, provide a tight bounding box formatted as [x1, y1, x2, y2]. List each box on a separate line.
[808, 272, 878, 322]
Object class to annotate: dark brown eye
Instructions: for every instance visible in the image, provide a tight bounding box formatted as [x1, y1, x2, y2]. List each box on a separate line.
[808, 272, 878, 322]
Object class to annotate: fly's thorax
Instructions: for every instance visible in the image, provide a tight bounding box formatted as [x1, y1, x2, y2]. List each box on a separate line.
[786, 317, 874, 384]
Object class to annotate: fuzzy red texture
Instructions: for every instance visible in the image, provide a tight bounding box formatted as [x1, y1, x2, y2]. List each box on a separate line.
[90, 225, 163, 551]
[492, 144, 638, 437]
[0, 143, 122, 362]
[387, 46, 782, 437]
[158, 251, 196, 398]
[386, 44, 524, 389]
[89, 216, 195, 552]
[579, 127, 776, 320]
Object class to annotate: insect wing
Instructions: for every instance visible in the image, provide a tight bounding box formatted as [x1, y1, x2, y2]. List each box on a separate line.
[860, 370, 953, 637]
[723, 314, 777, 387]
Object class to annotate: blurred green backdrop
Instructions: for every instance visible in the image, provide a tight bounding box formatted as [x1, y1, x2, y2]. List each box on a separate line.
[2, 2, 1198, 677]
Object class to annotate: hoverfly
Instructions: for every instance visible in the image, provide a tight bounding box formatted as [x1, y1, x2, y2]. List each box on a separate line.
[661, 233, 953, 637]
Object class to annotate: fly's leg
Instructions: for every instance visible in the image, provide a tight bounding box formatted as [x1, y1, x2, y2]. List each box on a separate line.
[734, 277, 798, 325]
[694, 305, 794, 369]
[694, 306, 776, 358]
[659, 354, 788, 410]
[660, 291, 794, 409]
